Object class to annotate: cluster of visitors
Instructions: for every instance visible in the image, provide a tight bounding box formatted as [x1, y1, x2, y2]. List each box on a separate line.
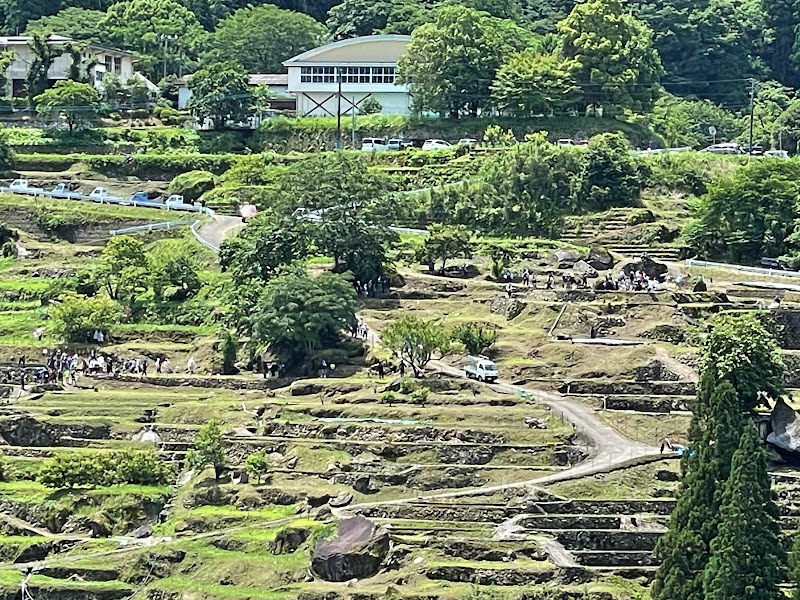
[595, 271, 660, 292]
[354, 277, 390, 298]
[259, 361, 286, 379]
[352, 319, 369, 339]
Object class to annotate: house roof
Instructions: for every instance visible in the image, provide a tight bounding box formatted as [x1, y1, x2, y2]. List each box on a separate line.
[283, 35, 411, 66]
[0, 35, 138, 58]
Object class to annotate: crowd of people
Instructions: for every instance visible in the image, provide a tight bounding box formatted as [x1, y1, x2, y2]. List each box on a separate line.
[354, 277, 391, 298]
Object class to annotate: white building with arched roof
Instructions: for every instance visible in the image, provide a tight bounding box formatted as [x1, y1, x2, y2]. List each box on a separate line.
[284, 35, 412, 117]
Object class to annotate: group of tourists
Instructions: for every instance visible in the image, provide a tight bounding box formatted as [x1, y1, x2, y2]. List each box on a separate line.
[354, 277, 391, 298]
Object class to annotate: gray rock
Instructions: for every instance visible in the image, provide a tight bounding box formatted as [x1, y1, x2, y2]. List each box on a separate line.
[311, 515, 390, 582]
[353, 475, 379, 494]
[329, 492, 354, 508]
[572, 260, 598, 278]
[489, 297, 526, 321]
[586, 247, 615, 271]
[269, 527, 311, 554]
[555, 249, 583, 269]
[768, 397, 800, 453]
[131, 524, 153, 539]
[620, 256, 669, 281]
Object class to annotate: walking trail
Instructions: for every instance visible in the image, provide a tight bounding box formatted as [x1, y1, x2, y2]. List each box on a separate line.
[195, 215, 243, 251]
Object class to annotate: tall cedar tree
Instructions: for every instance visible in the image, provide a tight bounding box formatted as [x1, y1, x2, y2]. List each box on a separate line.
[703, 422, 785, 600]
[651, 377, 743, 600]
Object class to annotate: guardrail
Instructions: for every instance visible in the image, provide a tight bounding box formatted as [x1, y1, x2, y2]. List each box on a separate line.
[0, 186, 216, 216]
[685, 258, 800, 279]
[110, 221, 194, 236]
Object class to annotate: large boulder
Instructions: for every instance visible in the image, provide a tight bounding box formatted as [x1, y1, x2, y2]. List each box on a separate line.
[768, 398, 800, 454]
[572, 260, 598, 278]
[311, 515, 390, 582]
[555, 249, 583, 269]
[620, 256, 669, 281]
[586, 247, 615, 271]
[489, 297, 526, 320]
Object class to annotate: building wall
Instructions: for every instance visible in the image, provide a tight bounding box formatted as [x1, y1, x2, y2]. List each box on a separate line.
[295, 90, 410, 117]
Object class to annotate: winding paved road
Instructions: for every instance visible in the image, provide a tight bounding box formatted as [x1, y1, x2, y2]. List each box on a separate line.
[194, 215, 244, 251]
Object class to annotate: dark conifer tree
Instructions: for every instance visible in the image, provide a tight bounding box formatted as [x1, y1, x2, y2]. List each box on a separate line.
[703, 422, 785, 600]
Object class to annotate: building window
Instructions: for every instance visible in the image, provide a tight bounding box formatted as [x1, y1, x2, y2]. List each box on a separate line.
[300, 66, 336, 83]
[114, 57, 122, 74]
[338, 67, 370, 83]
[372, 66, 396, 84]
[104, 55, 112, 73]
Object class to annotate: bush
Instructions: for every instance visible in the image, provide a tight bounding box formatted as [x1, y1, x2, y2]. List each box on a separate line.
[167, 170, 216, 202]
[38, 450, 173, 489]
[48, 292, 123, 342]
[243, 449, 270, 484]
[219, 329, 238, 375]
[410, 386, 430, 404]
[453, 324, 498, 356]
[399, 378, 414, 394]
[380, 391, 396, 404]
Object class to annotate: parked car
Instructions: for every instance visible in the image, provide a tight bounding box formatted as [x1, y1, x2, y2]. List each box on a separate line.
[88, 187, 111, 201]
[123, 191, 150, 205]
[165, 194, 196, 210]
[464, 355, 499, 383]
[743, 145, 764, 155]
[387, 138, 403, 151]
[702, 142, 744, 154]
[422, 139, 452, 150]
[361, 137, 388, 151]
[458, 138, 479, 147]
[8, 179, 43, 194]
[49, 183, 73, 197]
[556, 139, 575, 147]
[765, 149, 790, 159]
[760, 257, 793, 271]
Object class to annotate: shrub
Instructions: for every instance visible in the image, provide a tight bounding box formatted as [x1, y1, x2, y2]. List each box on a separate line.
[380, 391, 396, 404]
[399, 378, 414, 394]
[410, 386, 430, 404]
[49, 292, 123, 343]
[453, 324, 498, 356]
[38, 450, 172, 489]
[219, 330, 238, 375]
[167, 170, 216, 202]
[243, 449, 270, 484]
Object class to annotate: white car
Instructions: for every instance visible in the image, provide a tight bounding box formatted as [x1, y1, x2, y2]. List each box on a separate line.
[422, 139, 452, 150]
[49, 183, 72, 196]
[8, 179, 43, 194]
[361, 137, 388, 151]
[702, 142, 744, 155]
[387, 138, 403, 151]
[464, 355, 499, 383]
[764, 149, 790, 159]
[557, 139, 576, 147]
[458, 138, 479, 148]
[88, 187, 111, 201]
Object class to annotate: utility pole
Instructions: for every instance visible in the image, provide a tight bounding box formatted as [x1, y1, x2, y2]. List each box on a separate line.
[748, 78, 756, 156]
[336, 67, 342, 150]
[351, 95, 356, 147]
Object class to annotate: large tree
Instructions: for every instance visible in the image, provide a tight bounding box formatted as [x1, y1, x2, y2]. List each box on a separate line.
[24, 7, 108, 43]
[327, 0, 429, 38]
[188, 61, 253, 129]
[251, 268, 357, 365]
[35, 80, 101, 132]
[683, 159, 800, 263]
[100, 0, 205, 80]
[492, 50, 582, 116]
[558, 0, 663, 112]
[702, 422, 785, 600]
[575, 132, 640, 211]
[397, 5, 532, 118]
[202, 5, 326, 74]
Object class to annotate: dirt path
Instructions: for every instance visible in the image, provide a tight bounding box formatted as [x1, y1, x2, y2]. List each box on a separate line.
[653, 347, 698, 382]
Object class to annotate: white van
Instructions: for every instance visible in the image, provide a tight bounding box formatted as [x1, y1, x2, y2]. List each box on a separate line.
[361, 138, 388, 152]
[465, 356, 499, 383]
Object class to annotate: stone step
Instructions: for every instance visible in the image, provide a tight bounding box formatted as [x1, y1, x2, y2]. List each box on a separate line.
[573, 550, 657, 567]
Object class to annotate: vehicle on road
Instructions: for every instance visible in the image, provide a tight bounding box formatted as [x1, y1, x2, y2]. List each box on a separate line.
[743, 144, 764, 155]
[702, 142, 744, 154]
[458, 138, 479, 147]
[49, 183, 74, 197]
[88, 187, 112, 201]
[557, 139, 575, 147]
[465, 355, 499, 383]
[760, 257, 793, 271]
[165, 195, 197, 210]
[124, 191, 150, 205]
[387, 138, 403, 150]
[361, 138, 388, 151]
[422, 139, 452, 150]
[8, 179, 44, 194]
[765, 149, 790, 159]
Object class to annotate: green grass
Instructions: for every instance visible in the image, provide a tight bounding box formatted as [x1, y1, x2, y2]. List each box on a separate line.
[0, 194, 174, 223]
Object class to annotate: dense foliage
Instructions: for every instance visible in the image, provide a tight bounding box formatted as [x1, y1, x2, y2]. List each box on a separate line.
[38, 449, 173, 489]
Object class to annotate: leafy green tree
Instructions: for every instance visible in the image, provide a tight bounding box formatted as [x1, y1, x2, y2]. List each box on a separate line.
[0, 0, 58, 34]
[444, 0, 522, 19]
[492, 51, 582, 116]
[774, 97, 800, 153]
[26, 34, 65, 103]
[35, 80, 100, 132]
[25, 8, 108, 43]
[648, 94, 740, 148]
[48, 292, 123, 343]
[702, 423, 785, 600]
[327, 0, 428, 38]
[97, 236, 149, 303]
[757, 0, 800, 89]
[101, 0, 204, 80]
[179, 0, 236, 30]
[37, 453, 105, 489]
[575, 132, 640, 211]
[113, 449, 174, 486]
[398, 5, 532, 118]
[243, 449, 270, 484]
[317, 210, 397, 283]
[186, 420, 226, 480]
[167, 170, 216, 203]
[250, 268, 357, 365]
[700, 313, 784, 412]
[558, 0, 663, 112]
[683, 160, 800, 262]
[381, 316, 452, 376]
[0, 127, 15, 172]
[418, 224, 473, 272]
[453, 323, 498, 355]
[0, 50, 15, 97]
[202, 4, 326, 73]
[150, 253, 202, 301]
[188, 61, 253, 129]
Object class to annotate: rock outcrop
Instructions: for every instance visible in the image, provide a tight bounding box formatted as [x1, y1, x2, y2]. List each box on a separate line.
[768, 398, 800, 454]
[311, 515, 390, 582]
[586, 247, 615, 271]
[620, 256, 669, 281]
[555, 249, 583, 269]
